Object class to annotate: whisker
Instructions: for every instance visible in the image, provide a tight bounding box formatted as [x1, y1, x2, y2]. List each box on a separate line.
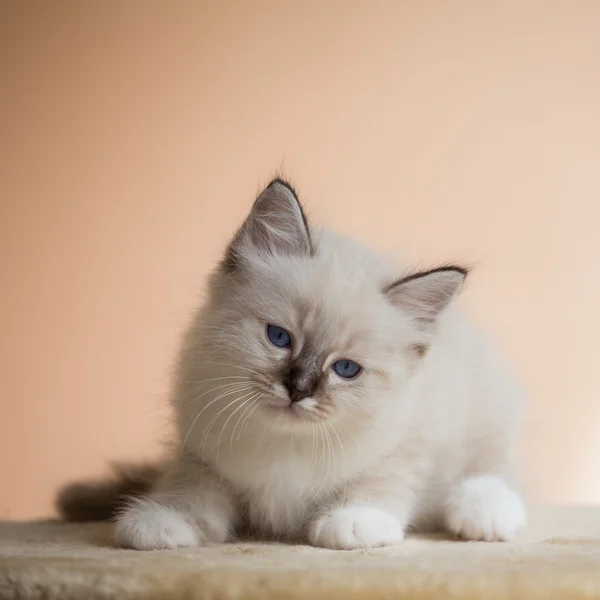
[305, 421, 318, 497]
[223, 391, 261, 458]
[184, 380, 253, 406]
[182, 375, 252, 386]
[202, 388, 258, 464]
[336, 420, 361, 452]
[310, 423, 329, 501]
[179, 383, 252, 451]
[231, 393, 261, 445]
[236, 395, 265, 442]
[186, 360, 264, 377]
[324, 424, 334, 486]
[328, 421, 347, 462]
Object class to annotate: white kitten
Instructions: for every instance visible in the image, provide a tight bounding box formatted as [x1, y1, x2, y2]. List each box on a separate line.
[59, 179, 526, 550]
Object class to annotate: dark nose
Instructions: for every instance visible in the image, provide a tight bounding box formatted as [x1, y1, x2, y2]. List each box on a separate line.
[285, 383, 313, 403]
[283, 360, 319, 403]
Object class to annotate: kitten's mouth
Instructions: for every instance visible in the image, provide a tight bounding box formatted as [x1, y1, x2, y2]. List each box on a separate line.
[265, 398, 319, 421]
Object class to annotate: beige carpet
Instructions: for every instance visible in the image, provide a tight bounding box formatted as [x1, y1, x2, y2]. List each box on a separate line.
[1, 506, 600, 599]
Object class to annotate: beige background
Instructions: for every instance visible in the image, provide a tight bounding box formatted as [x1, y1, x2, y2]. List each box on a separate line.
[2, 1, 600, 519]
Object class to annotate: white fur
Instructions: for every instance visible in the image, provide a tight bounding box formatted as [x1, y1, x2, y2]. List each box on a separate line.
[115, 500, 199, 550]
[114, 182, 526, 550]
[309, 506, 404, 549]
[444, 475, 527, 541]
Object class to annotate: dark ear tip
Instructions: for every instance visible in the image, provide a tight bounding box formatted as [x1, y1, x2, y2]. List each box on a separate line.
[429, 265, 471, 283]
[264, 177, 299, 198]
[385, 264, 470, 292]
[447, 265, 470, 279]
[254, 177, 307, 226]
[434, 265, 470, 278]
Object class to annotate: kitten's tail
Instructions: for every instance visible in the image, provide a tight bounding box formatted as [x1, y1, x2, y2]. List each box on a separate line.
[56, 462, 163, 522]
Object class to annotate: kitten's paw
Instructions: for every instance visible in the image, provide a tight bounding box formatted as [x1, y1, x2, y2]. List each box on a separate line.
[308, 505, 404, 550]
[444, 475, 526, 542]
[114, 499, 200, 550]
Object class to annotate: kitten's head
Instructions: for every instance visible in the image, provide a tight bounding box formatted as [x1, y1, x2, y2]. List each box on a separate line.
[197, 179, 466, 433]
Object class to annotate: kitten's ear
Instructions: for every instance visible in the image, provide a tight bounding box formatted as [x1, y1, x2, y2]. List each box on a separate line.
[384, 266, 468, 327]
[223, 178, 312, 271]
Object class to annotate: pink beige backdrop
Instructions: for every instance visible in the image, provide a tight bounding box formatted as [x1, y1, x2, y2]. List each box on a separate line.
[2, 1, 600, 519]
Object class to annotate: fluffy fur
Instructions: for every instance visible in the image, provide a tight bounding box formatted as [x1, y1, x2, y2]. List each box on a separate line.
[59, 178, 526, 550]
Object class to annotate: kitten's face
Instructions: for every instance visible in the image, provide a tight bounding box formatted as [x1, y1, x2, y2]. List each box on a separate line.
[207, 256, 409, 430]
[200, 179, 465, 434]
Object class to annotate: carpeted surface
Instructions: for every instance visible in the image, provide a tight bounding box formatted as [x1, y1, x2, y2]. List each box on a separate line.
[1, 506, 599, 599]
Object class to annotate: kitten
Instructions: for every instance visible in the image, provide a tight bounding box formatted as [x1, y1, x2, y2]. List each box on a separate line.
[58, 178, 526, 550]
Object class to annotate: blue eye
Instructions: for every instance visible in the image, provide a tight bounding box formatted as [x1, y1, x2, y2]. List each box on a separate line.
[332, 359, 362, 379]
[266, 324, 291, 349]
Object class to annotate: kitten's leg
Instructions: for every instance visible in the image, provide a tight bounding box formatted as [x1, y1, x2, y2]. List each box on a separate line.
[114, 455, 239, 550]
[443, 431, 526, 542]
[443, 474, 526, 542]
[309, 504, 406, 550]
[441, 372, 527, 542]
[308, 457, 422, 550]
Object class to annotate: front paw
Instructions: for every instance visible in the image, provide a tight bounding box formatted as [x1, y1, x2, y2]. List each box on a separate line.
[114, 499, 200, 550]
[308, 506, 404, 550]
[444, 475, 527, 542]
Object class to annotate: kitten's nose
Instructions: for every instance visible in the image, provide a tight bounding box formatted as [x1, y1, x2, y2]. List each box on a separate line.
[283, 363, 319, 403]
[285, 382, 313, 403]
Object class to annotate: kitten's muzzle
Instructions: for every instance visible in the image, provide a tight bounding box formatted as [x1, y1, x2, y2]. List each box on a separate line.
[282, 351, 322, 404]
[284, 381, 316, 403]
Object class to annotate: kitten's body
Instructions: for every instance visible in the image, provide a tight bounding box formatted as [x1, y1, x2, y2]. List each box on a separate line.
[59, 180, 526, 550]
